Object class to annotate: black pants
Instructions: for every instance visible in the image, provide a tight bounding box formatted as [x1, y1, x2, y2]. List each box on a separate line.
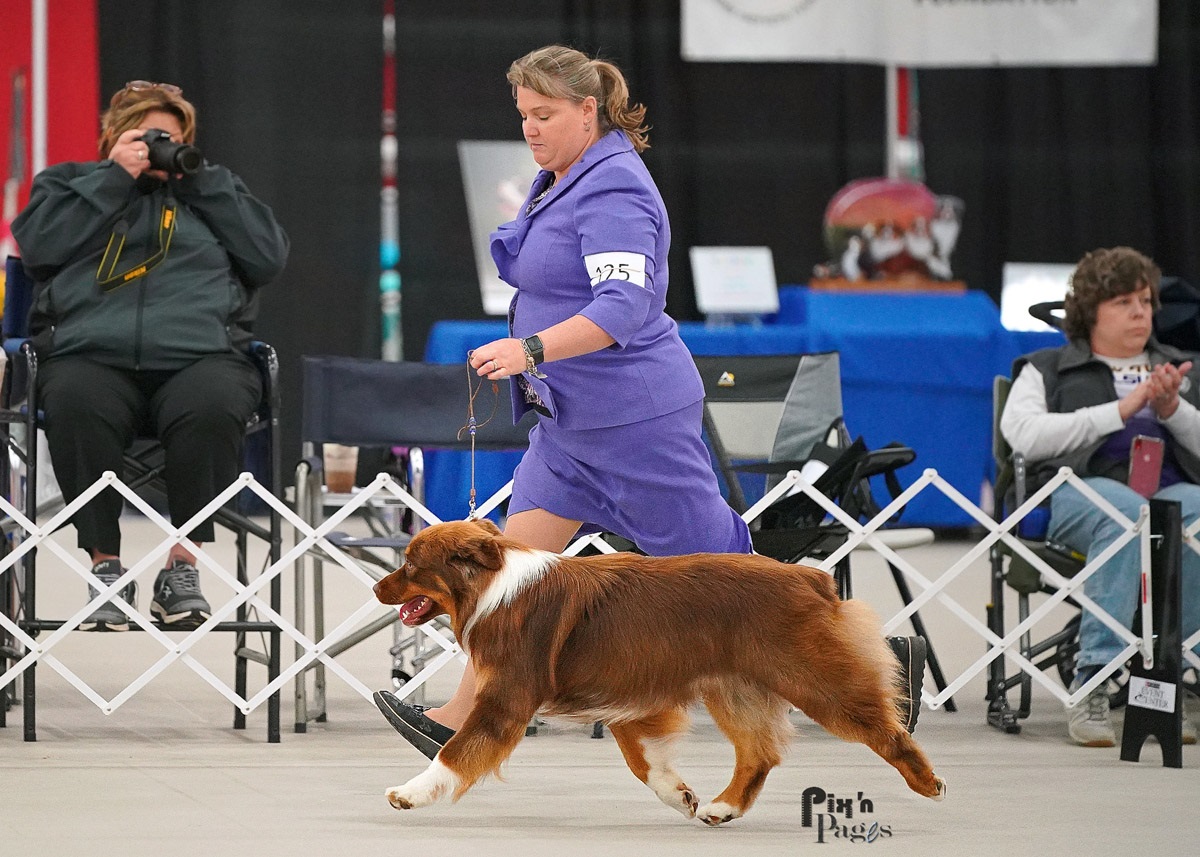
[37, 353, 262, 556]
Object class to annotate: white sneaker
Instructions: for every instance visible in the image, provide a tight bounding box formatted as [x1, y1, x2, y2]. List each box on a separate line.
[1068, 682, 1115, 747]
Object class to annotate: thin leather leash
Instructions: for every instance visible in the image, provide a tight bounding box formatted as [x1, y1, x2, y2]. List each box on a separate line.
[460, 353, 499, 519]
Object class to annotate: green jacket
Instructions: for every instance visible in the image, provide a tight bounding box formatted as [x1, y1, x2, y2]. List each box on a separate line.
[13, 159, 288, 370]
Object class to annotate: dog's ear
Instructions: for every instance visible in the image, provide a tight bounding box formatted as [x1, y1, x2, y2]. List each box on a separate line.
[453, 523, 504, 570]
[469, 517, 503, 537]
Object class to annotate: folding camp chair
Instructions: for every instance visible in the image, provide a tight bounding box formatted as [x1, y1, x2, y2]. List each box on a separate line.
[0, 255, 284, 741]
[986, 374, 1090, 733]
[292, 355, 535, 731]
[694, 351, 955, 709]
[985, 291, 1200, 733]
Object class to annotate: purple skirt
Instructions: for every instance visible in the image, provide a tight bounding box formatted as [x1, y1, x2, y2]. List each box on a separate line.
[509, 401, 752, 557]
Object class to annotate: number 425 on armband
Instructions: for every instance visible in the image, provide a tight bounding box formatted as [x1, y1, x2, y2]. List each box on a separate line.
[586, 252, 647, 288]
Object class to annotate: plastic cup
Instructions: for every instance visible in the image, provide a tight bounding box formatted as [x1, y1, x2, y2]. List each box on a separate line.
[323, 443, 358, 494]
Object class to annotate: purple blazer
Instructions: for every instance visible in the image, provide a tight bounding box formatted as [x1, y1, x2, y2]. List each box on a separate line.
[491, 130, 703, 430]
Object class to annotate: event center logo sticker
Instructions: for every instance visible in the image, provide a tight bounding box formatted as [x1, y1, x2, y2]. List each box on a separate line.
[801, 786, 893, 843]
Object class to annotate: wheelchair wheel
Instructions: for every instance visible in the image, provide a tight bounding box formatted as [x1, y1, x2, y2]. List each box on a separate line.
[1055, 613, 1129, 707]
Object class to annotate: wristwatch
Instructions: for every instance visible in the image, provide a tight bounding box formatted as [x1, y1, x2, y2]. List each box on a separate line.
[521, 335, 547, 378]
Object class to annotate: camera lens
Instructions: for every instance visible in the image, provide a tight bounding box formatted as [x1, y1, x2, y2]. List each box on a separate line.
[170, 145, 203, 174]
[142, 129, 203, 176]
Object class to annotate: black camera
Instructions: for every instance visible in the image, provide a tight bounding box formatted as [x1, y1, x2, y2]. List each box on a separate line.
[140, 128, 202, 175]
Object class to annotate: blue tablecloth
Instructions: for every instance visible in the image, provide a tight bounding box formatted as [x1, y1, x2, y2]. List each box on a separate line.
[422, 287, 1066, 528]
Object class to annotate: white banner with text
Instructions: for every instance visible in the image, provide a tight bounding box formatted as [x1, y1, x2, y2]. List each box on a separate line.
[681, 0, 1158, 67]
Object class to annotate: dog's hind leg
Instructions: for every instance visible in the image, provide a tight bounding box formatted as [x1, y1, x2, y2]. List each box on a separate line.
[794, 688, 946, 801]
[696, 678, 792, 827]
[778, 603, 946, 801]
[607, 707, 698, 819]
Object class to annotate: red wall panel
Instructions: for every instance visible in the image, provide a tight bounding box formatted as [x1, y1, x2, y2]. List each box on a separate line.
[2, 0, 99, 253]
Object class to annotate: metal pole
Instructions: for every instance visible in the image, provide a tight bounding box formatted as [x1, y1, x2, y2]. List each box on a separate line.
[380, 1, 402, 360]
[884, 63, 898, 179]
[31, 0, 47, 176]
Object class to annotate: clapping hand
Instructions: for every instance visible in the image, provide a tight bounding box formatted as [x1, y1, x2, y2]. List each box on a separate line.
[1148, 360, 1194, 419]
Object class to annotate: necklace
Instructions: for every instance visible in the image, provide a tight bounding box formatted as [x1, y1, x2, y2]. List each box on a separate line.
[525, 179, 556, 214]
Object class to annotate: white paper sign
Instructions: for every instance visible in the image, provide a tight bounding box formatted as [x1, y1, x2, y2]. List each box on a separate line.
[1127, 676, 1177, 714]
[690, 246, 780, 315]
[458, 140, 542, 315]
[682, 0, 1158, 67]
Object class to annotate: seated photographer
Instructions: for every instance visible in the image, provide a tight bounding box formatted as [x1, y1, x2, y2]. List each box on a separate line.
[1001, 246, 1200, 746]
[12, 81, 289, 631]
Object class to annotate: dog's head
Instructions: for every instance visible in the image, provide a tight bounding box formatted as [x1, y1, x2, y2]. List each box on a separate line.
[373, 518, 506, 630]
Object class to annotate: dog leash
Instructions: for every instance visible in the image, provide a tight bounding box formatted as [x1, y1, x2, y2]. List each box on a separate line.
[460, 353, 500, 519]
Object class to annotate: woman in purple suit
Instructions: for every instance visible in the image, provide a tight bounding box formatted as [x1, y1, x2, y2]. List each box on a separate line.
[374, 45, 751, 754]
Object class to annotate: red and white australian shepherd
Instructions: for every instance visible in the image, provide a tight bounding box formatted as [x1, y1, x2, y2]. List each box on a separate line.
[373, 518, 946, 825]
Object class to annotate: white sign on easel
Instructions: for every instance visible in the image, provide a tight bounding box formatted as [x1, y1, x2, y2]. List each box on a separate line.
[689, 246, 780, 318]
[458, 140, 542, 316]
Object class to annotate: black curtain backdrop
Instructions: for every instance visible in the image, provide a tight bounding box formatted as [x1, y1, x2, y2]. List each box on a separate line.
[95, 0, 1200, 477]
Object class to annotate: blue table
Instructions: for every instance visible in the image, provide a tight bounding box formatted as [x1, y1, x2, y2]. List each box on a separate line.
[422, 288, 1065, 528]
[780, 289, 1057, 525]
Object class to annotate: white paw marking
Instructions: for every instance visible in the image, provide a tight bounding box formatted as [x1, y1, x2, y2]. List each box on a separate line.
[649, 777, 698, 818]
[385, 758, 460, 810]
[931, 775, 947, 801]
[697, 800, 740, 827]
[642, 736, 695, 817]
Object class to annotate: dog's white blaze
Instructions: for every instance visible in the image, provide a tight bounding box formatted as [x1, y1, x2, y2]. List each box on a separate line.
[386, 758, 460, 809]
[462, 548, 557, 640]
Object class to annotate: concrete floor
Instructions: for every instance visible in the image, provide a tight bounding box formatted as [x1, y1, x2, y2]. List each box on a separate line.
[3, 517, 1198, 856]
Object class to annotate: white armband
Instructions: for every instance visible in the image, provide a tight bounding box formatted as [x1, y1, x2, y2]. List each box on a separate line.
[585, 251, 647, 289]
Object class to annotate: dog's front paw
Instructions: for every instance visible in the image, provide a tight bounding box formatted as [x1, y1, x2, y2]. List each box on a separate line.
[384, 759, 460, 811]
[658, 782, 699, 819]
[647, 769, 698, 818]
[697, 800, 741, 827]
[385, 785, 423, 810]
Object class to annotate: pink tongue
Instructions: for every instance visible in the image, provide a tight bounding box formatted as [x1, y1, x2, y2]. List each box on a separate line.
[399, 595, 431, 625]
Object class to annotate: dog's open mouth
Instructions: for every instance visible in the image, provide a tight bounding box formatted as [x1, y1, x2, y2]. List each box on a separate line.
[397, 595, 440, 626]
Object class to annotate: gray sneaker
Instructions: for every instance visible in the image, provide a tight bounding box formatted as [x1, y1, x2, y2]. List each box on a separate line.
[1068, 677, 1116, 747]
[151, 559, 211, 629]
[80, 558, 136, 632]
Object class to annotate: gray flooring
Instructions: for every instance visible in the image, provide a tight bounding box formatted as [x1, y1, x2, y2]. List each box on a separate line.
[3, 518, 1198, 856]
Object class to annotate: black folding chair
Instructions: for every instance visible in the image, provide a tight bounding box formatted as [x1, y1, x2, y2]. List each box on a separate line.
[291, 355, 535, 731]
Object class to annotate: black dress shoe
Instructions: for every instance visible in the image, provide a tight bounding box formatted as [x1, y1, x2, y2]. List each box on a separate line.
[373, 690, 456, 759]
[887, 635, 927, 733]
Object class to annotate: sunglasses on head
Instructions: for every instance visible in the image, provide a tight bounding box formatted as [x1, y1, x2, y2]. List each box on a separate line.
[123, 80, 182, 95]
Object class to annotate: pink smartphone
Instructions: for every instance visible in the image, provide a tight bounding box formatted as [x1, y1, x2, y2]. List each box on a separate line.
[1129, 435, 1165, 498]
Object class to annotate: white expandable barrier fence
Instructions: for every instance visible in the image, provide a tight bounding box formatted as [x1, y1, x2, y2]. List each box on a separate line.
[2, 465, 1195, 728]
